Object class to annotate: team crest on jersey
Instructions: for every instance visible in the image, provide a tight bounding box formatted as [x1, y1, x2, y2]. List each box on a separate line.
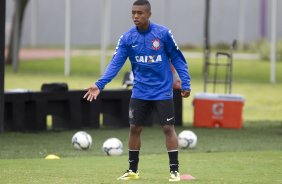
[152, 39, 161, 50]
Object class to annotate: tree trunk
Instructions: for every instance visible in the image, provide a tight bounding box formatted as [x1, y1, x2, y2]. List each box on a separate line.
[6, 0, 29, 69]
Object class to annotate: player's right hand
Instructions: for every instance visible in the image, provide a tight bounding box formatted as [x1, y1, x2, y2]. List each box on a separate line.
[83, 84, 100, 102]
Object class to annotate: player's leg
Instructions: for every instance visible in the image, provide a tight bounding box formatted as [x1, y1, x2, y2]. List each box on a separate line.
[118, 135, 141, 181]
[128, 124, 143, 173]
[163, 124, 178, 153]
[156, 99, 181, 182]
[118, 98, 150, 180]
[163, 125, 180, 181]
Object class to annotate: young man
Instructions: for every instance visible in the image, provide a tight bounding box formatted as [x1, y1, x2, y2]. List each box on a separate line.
[83, 0, 191, 182]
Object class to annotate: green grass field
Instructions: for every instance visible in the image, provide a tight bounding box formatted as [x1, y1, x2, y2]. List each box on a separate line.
[0, 123, 282, 183]
[1, 54, 282, 183]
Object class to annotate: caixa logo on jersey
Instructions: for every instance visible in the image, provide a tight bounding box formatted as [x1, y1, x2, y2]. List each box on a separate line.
[135, 55, 162, 63]
[212, 103, 224, 118]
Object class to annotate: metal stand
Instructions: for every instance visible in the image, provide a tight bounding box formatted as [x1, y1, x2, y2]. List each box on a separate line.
[204, 40, 236, 94]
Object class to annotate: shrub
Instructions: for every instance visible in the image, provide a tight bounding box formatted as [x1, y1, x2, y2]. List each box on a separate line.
[249, 39, 282, 61]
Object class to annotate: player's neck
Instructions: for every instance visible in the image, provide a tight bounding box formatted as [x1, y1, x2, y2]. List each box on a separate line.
[137, 21, 150, 32]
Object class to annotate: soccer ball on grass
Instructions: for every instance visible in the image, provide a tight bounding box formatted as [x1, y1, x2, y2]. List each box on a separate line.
[72, 131, 92, 150]
[102, 138, 123, 156]
[178, 130, 197, 149]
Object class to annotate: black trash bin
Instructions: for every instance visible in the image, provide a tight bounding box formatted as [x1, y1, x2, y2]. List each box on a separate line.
[41, 83, 68, 92]
[41, 83, 69, 129]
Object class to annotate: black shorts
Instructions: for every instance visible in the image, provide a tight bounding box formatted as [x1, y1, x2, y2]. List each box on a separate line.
[129, 98, 175, 126]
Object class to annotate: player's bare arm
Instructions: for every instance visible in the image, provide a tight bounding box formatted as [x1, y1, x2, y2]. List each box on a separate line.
[83, 84, 100, 102]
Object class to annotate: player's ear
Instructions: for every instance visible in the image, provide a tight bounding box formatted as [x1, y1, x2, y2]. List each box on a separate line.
[146, 8, 151, 17]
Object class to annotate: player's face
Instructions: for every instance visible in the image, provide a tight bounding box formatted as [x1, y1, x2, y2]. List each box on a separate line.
[132, 5, 151, 31]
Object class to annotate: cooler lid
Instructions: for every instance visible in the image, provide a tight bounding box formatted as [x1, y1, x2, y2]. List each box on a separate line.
[194, 93, 245, 102]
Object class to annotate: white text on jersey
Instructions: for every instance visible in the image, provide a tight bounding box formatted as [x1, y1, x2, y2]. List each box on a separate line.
[135, 55, 162, 63]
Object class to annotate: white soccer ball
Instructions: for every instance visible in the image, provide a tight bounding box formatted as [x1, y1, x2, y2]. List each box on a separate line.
[72, 131, 92, 150]
[178, 130, 197, 149]
[102, 138, 123, 156]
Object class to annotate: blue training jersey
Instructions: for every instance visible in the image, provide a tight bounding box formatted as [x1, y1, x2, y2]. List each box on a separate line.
[95, 22, 191, 100]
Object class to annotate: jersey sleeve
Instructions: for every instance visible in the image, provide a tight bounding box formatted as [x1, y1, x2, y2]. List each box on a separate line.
[165, 30, 191, 91]
[95, 35, 128, 91]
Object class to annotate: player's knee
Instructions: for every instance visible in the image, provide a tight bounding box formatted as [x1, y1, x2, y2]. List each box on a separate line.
[130, 124, 143, 135]
[162, 125, 174, 136]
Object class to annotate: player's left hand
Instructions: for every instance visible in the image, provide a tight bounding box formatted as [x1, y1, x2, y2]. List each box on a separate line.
[181, 90, 191, 98]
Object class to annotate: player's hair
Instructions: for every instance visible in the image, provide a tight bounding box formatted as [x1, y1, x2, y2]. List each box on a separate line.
[133, 0, 151, 12]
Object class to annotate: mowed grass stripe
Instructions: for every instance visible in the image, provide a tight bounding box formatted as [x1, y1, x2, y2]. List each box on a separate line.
[0, 122, 282, 159]
[0, 151, 281, 184]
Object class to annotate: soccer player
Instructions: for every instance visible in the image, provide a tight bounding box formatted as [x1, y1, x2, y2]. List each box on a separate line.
[83, 0, 191, 181]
